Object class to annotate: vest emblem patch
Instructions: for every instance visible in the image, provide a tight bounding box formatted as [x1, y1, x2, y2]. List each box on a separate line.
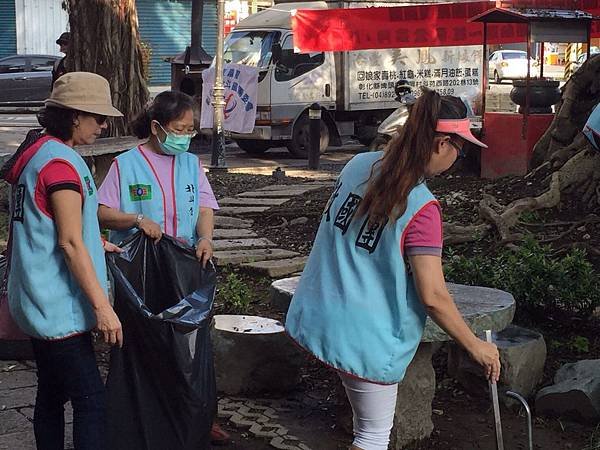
[12, 184, 25, 223]
[129, 184, 152, 201]
[83, 176, 94, 196]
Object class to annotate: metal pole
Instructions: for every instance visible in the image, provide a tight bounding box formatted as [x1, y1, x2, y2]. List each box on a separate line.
[481, 22, 488, 137]
[486, 330, 504, 450]
[539, 42, 544, 79]
[308, 103, 321, 170]
[210, 0, 227, 170]
[506, 391, 533, 450]
[523, 24, 531, 140]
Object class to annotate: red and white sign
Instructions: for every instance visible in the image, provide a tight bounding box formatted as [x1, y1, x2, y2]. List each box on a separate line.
[291, 0, 600, 52]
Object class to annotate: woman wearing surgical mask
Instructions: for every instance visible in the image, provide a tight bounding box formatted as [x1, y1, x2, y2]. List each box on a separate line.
[97, 91, 219, 267]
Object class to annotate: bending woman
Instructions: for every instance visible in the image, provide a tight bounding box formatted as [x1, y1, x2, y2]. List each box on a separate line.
[285, 89, 500, 450]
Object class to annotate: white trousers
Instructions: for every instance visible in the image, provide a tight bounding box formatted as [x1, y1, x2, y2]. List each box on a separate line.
[339, 373, 399, 450]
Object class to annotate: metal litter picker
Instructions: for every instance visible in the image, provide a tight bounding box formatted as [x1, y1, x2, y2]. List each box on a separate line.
[485, 330, 534, 450]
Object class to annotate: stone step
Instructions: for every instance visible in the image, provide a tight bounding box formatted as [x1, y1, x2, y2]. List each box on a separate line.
[212, 238, 276, 251]
[217, 206, 271, 215]
[238, 190, 311, 198]
[242, 256, 308, 278]
[218, 197, 290, 206]
[213, 229, 258, 239]
[257, 184, 329, 192]
[214, 216, 254, 229]
[213, 248, 300, 266]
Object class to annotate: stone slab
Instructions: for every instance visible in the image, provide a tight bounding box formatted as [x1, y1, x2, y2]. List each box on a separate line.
[217, 206, 271, 215]
[0, 387, 36, 410]
[213, 229, 258, 239]
[270, 277, 515, 339]
[214, 216, 254, 229]
[238, 190, 311, 198]
[256, 184, 326, 192]
[0, 430, 36, 450]
[218, 197, 290, 206]
[0, 410, 31, 435]
[212, 238, 276, 251]
[0, 371, 37, 390]
[242, 257, 308, 278]
[214, 249, 300, 266]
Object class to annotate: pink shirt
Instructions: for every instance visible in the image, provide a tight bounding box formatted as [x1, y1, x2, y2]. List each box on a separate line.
[402, 203, 443, 256]
[98, 146, 219, 237]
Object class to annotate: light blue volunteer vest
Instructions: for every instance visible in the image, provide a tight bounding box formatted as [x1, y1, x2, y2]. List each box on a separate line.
[8, 139, 107, 339]
[109, 147, 200, 246]
[285, 151, 437, 384]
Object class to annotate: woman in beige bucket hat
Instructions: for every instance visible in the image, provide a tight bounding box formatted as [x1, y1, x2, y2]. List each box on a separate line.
[0, 72, 122, 450]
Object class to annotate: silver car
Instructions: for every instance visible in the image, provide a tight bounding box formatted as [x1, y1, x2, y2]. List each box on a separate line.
[0, 54, 60, 105]
[488, 50, 539, 84]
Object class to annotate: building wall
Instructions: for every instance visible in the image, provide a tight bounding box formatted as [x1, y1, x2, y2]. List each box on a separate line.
[15, 0, 68, 56]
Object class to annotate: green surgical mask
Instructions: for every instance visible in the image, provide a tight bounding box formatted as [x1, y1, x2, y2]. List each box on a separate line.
[157, 123, 192, 155]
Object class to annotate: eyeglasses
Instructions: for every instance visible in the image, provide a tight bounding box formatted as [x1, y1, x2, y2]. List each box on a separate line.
[157, 122, 198, 138]
[89, 113, 107, 125]
[448, 140, 466, 158]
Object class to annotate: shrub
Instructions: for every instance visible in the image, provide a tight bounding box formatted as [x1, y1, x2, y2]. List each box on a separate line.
[444, 238, 600, 317]
[217, 271, 252, 314]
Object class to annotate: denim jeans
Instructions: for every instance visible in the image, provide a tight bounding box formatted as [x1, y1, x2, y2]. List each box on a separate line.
[31, 332, 106, 450]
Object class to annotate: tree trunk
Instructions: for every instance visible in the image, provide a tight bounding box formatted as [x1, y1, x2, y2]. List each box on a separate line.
[446, 55, 600, 245]
[65, 0, 150, 137]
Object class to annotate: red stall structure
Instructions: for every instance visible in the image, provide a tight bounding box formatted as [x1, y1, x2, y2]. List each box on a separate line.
[471, 0, 595, 178]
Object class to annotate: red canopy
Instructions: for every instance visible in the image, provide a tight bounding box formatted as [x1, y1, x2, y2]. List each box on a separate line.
[291, 0, 600, 52]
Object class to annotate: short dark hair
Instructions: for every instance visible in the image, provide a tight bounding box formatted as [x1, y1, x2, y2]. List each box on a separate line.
[130, 91, 196, 139]
[37, 106, 79, 141]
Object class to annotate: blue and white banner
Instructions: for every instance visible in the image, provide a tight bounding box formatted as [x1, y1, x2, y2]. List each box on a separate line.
[200, 63, 258, 134]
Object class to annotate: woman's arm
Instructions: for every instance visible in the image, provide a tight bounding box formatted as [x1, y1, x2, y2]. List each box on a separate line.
[50, 190, 122, 347]
[98, 205, 162, 241]
[195, 207, 214, 267]
[409, 254, 500, 382]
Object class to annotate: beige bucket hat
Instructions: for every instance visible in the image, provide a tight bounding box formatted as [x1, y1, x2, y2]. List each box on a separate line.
[46, 72, 123, 117]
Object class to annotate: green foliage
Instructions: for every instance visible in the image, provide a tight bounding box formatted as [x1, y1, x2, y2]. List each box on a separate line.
[218, 271, 252, 314]
[550, 336, 590, 354]
[519, 210, 541, 224]
[444, 238, 600, 317]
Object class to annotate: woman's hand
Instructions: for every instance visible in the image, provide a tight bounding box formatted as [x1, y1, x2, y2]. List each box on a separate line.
[195, 238, 213, 268]
[102, 240, 123, 253]
[94, 303, 123, 347]
[468, 339, 501, 383]
[139, 218, 162, 242]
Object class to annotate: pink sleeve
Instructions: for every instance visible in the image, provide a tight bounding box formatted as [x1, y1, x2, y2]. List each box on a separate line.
[97, 160, 121, 209]
[198, 160, 219, 210]
[401, 203, 443, 256]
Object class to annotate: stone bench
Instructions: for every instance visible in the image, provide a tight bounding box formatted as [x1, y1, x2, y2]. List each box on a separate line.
[270, 276, 515, 449]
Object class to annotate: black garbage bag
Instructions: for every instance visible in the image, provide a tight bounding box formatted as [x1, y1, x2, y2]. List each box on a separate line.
[106, 232, 216, 450]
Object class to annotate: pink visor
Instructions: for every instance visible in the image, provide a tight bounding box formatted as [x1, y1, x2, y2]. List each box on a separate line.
[436, 118, 488, 148]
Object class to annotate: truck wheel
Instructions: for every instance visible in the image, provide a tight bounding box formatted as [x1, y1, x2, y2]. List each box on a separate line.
[287, 115, 329, 159]
[235, 139, 271, 155]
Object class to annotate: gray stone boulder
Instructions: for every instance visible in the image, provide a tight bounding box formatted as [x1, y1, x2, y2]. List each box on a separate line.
[269, 277, 299, 314]
[448, 325, 546, 406]
[211, 315, 303, 395]
[536, 359, 600, 421]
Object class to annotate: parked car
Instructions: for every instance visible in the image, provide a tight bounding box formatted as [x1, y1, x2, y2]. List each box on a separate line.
[0, 54, 60, 105]
[488, 50, 539, 84]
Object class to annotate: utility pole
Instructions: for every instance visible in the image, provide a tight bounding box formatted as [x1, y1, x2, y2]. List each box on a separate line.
[210, 0, 227, 169]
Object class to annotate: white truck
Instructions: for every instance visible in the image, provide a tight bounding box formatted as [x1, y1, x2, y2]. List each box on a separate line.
[222, 0, 483, 157]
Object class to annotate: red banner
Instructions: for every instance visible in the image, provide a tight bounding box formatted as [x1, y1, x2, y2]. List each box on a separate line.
[291, 0, 600, 52]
